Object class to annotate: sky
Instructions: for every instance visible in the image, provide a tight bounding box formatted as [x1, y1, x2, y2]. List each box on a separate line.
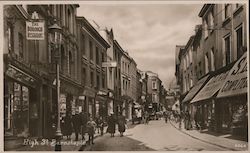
[77, 3, 203, 88]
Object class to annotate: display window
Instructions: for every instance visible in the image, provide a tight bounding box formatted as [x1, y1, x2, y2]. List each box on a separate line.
[4, 81, 29, 137]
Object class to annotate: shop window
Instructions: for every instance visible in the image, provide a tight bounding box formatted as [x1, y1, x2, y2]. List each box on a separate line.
[4, 82, 29, 137]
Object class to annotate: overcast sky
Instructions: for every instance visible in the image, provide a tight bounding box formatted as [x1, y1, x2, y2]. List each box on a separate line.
[77, 4, 203, 88]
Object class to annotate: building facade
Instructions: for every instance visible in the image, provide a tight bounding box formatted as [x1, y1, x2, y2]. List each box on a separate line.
[176, 4, 247, 138]
[4, 5, 82, 149]
[76, 16, 109, 119]
[146, 71, 162, 113]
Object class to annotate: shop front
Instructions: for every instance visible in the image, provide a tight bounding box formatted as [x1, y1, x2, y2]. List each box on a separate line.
[191, 67, 231, 131]
[182, 74, 210, 120]
[81, 87, 96, 118]
[95, 90, 108, 120]
[216, 52, 247, 138]
[4, 63, 41, 148]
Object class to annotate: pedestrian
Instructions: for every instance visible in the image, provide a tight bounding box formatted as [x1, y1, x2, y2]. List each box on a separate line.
[99, 116, 104, 136]
[164, 111, 168, 123]
[117, 112, 126, 137]
[194, 110, 201, 131]
[72, 111, 82, 141]
[87, 117, 97, 145]
[184, 110, 191, 130]
[107, 112, 116, 137]
[144, 111, 149, 124]
[80, 112, 88, 140]
[64, 114, 72, 140]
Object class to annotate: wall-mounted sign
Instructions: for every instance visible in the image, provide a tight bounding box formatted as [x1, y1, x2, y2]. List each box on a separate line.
[26, 21, 45, 40]
[217, 52, 247, 98]
[102, 61, 117, 68]
[5, 65, 36, 87]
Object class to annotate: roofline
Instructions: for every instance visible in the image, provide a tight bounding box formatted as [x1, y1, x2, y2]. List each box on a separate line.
[198, 4, 212, 17]
[184, 35, 195, 51]
[77, 16, 110, 48]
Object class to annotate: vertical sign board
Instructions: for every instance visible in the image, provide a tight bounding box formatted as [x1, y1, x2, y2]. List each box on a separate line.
[217, 52, 247, 98]
[26, 21, 45, 40]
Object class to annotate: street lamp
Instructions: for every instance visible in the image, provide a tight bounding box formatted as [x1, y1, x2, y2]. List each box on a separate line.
[48, 20, 62, 151]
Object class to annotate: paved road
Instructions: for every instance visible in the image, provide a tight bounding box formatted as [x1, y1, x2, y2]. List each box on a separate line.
[85, 119, 228, 151]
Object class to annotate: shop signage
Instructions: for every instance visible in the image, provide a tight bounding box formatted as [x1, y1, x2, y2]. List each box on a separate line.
[26, 21, 45, 40]
[5, 65, 36, 87]
[191, 70, 229, 103]
[102, 61, 117, 68]
[79, 96, 85, 100]
[217, 52, 247, 98]
[83, 90, 95, 98]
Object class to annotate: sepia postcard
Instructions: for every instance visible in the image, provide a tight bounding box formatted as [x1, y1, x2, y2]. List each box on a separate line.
[1, 0, 249, 152]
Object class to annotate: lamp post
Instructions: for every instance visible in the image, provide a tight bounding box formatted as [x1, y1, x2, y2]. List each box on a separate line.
[49, 20, 62, 151]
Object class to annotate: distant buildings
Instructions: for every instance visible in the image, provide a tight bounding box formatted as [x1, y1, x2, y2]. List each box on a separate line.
[175, 4, 247, 138]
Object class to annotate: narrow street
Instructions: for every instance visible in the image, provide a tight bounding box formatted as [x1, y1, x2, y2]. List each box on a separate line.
[84, 120, 227, 151]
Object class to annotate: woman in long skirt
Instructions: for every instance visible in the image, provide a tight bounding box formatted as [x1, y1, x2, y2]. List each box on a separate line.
[117, 112, 126, 137]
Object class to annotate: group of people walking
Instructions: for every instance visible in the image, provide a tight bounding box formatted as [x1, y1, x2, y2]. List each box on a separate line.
[106, 112, 127, 137]
[61, 112, 104, 145]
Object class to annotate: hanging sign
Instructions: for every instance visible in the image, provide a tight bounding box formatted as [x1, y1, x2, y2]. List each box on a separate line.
[26, 21, 45, 40]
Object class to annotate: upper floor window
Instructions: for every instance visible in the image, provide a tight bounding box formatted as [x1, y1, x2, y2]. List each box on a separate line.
[18, 33, 24, 58]
[224, 35, 231, 65]
[204, 18, 208, 38]
[90, 71, 94, 87]
[208, 11, 214, 33]
[236, 25, 244, 59]
[224, 4, 230, 19]
[96, 75, 100, 89]
[7, 23, 14, 52]
[81, 34, 85, 55]
[183, 57, 187, 70]
[82, 67, 86, 85]
[89, 41, 93, 61]
[205, 53, 209, 74]
[210, 48, 215, 71]
[189, 49, 192, 64]
[102, 76, 105, 89]
[186, 54, 190, 68]
[96, 47, 99, 65]
[152, 81, 157, 89]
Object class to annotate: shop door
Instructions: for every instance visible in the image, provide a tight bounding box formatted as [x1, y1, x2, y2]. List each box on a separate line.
[29, 89, 39, 136]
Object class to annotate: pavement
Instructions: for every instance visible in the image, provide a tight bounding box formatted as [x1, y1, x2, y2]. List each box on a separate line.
[83, 119, 239, 151]
[169, 119, 248, 151]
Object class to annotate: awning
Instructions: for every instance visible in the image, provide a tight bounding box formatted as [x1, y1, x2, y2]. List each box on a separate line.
[191, 69, 230, 103]
[217, 52, 247, 98]
[182, 75, 210, 103]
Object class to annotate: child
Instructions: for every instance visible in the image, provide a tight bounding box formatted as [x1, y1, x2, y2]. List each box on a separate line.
[87, 117, 97, 145]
